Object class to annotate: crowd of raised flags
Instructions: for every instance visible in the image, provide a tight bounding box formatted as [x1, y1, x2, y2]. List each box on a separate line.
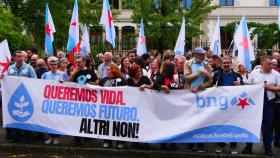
[43, 0, 280, 70]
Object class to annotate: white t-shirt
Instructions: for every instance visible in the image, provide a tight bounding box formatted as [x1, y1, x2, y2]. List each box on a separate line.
[248, 68, 280, 100]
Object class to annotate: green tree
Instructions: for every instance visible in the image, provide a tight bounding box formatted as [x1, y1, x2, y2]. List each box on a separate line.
[1, 0, 103, 54]
[0, 4, 34, 53]
[125, 0, 219, 53]
[224, 22, 280, 50]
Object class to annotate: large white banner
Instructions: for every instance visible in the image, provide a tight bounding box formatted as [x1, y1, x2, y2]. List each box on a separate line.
[2, 76, 264, 143]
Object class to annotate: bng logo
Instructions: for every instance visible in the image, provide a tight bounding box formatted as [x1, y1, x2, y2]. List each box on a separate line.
[8, 83, 34, 122]
[195, 91, 255, 110]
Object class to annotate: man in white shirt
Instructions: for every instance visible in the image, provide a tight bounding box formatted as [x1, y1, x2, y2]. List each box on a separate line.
[242, 56, 280, 156]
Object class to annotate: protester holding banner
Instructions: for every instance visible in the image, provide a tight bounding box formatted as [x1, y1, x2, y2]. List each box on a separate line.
[68, 54, 98, 85]
[41, 56, 68, 145]
[184, 47, 212, 93]
[100, 63, 127, 149]
[127, 64, 151, 149]
[68, 53, 98, 145]
[242, 56, 280, 156]
[7, 50, 37, 142]
[153, 61, 180, 150]
[184, 47, 212, 153]
[212, 56, 243, 154]
[127, 64, 151, 90]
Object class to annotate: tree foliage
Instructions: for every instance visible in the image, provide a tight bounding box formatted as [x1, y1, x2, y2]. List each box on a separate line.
[0, 0, 103, 54]
[0, 4, 34, 53]
[224, 21, 280, 50]
[125, 0, 219, 52]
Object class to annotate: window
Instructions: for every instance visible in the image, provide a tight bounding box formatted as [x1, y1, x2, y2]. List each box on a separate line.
[90, 0, 119, 9]
[220, 0, 234, 6]
[269, 0, 278, 6]
[109, 0, 119, 9]
[220, 26, 234, 49]
[122, 0, 135, 9]
[122, 26, 136, 50]
[90, 26, 103, 43]
[181, 0, 192, 9]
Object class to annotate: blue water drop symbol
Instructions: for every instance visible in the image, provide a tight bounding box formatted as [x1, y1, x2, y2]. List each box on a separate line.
[8, 83, 34, 122]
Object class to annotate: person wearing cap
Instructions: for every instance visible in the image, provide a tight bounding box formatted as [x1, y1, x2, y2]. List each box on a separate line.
[184, 47, 212, 92]
[184, 47, 212, 153]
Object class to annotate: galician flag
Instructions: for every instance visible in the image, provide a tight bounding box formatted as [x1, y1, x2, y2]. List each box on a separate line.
[45, 3, 56, 56]
[174, 17, 185, 57]
[0, 40, 11, 74]
[80, 24, 90, 56]
[100, 0, 116, 48]
[234, 16, 255, 71]
[67, 0, 80, 53]
[136, 19, 147, 56]
[210, 16, 221, 56]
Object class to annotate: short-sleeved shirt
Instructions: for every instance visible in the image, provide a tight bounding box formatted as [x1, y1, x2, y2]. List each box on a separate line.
[248, 68, 280, 100]
[41, 71, 68, 81]
[127, 76, 151, 87]
[100, 76, 127, 87]
[73, 68, 98, 84]
[213, 70, 244, 86]
[8, 63, 37, 78]
[191, 61, 205, 88]
[98, 62, 113, 79]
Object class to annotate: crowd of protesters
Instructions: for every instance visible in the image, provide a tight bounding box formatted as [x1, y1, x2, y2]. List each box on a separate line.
[1, 47, 280, 156]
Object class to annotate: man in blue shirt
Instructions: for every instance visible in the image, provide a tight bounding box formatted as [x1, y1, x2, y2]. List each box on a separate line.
[8, 51, 37, 78]
[212, 56, 243, 155]
[6, 51, 37, 142]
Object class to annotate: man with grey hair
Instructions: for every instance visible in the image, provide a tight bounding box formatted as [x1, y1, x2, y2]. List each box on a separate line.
[98, 52, 114, 79]
[41, 56, 68, 145]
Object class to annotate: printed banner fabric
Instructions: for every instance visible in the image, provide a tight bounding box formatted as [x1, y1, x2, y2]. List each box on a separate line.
[1, 76, 264, 143]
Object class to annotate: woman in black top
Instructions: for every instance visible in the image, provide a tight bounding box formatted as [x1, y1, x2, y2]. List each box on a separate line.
[153, 61, 179, 150]
[99, 64, 126, 149]
[153, 62, 181, 92]
[100, 64, 127, 87]
[127, 64, 151, 90]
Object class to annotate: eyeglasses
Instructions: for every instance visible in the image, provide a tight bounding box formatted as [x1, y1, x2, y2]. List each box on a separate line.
[49, 64, 58, 66]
